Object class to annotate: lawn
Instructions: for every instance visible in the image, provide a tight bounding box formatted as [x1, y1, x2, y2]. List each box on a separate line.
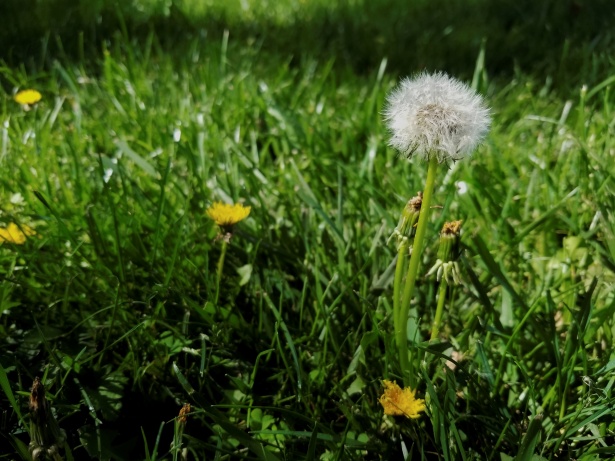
[1, 1, 615, 459]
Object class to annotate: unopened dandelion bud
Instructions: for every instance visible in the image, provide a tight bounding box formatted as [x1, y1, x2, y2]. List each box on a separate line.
[437, 220, 462, 262]
[28, 377, 66, 461]
[389, 193, 422, 247]
[427, 221, 463, 284]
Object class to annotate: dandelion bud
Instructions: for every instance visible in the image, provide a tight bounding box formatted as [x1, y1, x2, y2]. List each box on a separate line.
[437, 220, 462, 262]
[28, 377, 66, 461]
[427, 220, 463, 284]
[389, 193, 422, 247]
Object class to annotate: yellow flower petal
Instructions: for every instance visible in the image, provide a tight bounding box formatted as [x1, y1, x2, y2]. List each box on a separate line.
[0, 222, 35, 245]
[379, 380, 426, 419]
[14, 89, 42, 105]
[206, 202, 251, 227]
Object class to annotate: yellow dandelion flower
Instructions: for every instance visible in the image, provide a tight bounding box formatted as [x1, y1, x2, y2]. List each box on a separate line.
[206, 202, 251, 227]
[379, 380, 426, 419]
[0, 222, 36, 245]
[14, 89, 42, 105]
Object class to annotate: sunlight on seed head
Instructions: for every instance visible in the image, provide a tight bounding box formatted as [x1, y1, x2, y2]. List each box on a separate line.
[384, 72, 490, 163]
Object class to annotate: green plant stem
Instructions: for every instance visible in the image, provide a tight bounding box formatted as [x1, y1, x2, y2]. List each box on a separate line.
[214, 239, 228, 305]
[430, 279, 448, 340]
[398, 156, 439, 385]
[393, 239, 410, 340]
[98, 284, 121, 369]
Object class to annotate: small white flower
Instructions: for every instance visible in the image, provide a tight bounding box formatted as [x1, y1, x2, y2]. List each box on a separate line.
[9, 193, 24, 205]
[455, 180, 468, 194]
[384, 72, 491, 162]
[173, 128, 182, 143]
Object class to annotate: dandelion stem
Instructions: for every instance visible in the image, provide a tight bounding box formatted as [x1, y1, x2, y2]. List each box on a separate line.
[214, 240, 228, 306]
[393, 240, 409, 339]
[398, 156, 438, 385]
[430, 279, 448, 340]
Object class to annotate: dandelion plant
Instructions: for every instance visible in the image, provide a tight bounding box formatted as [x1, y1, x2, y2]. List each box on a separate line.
[206, 201, 251, 305]
[384, 72, 490, 384]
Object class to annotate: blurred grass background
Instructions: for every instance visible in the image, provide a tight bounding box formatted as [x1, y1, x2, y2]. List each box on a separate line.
[2, 0, 615, 86]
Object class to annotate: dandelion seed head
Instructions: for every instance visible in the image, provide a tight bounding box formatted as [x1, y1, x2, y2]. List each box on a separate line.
[384, 72, 490, 162]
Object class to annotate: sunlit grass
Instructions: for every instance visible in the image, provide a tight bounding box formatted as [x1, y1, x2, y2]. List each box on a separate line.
[1, 1, 615, 459]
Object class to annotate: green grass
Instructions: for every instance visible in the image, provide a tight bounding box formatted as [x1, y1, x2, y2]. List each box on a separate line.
[1, 1, 615, 460]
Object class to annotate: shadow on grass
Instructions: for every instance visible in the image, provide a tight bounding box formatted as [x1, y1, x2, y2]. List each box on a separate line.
[1, 0, 614, 86]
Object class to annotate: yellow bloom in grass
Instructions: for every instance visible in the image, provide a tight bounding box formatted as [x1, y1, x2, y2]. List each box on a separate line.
[0, 222, 36, 245]
[14, 90, 42, 105]
[379, 380, 426, 419]
[206, 202, 251, 227]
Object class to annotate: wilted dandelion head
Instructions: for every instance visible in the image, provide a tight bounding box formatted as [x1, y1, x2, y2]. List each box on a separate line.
[178, 403, 191, 424]
[384, 72, 490, 162]
[14, 89, 42, 106]
[379, 379, 426, 419]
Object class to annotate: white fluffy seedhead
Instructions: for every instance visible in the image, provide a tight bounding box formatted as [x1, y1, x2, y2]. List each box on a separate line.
[384, 72, 491, 162]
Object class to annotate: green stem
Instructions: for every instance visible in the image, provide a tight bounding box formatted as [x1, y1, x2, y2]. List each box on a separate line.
[393, 239, 409, 340]
[430, 279, 448, 341]
[214, 239, 228, 305]
[398, 156, 439, 385]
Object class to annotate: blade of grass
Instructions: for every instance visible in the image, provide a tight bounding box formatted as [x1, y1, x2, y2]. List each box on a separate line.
[514, 414, 543, 461]
[0, 363, 26, 433]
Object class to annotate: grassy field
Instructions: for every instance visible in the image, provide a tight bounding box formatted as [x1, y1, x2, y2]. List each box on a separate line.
[1, 1, 615, 460]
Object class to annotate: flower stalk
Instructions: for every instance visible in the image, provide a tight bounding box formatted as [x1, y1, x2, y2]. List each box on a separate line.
[172, 403, 191, 461]
[429, 220, 462, 340]
[392, 194, 422, 339]
[431, 280, 449, 341]
[206, 201, 250, 308]
[214, 239, 228, 306]
[397, 156, 439, 384]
